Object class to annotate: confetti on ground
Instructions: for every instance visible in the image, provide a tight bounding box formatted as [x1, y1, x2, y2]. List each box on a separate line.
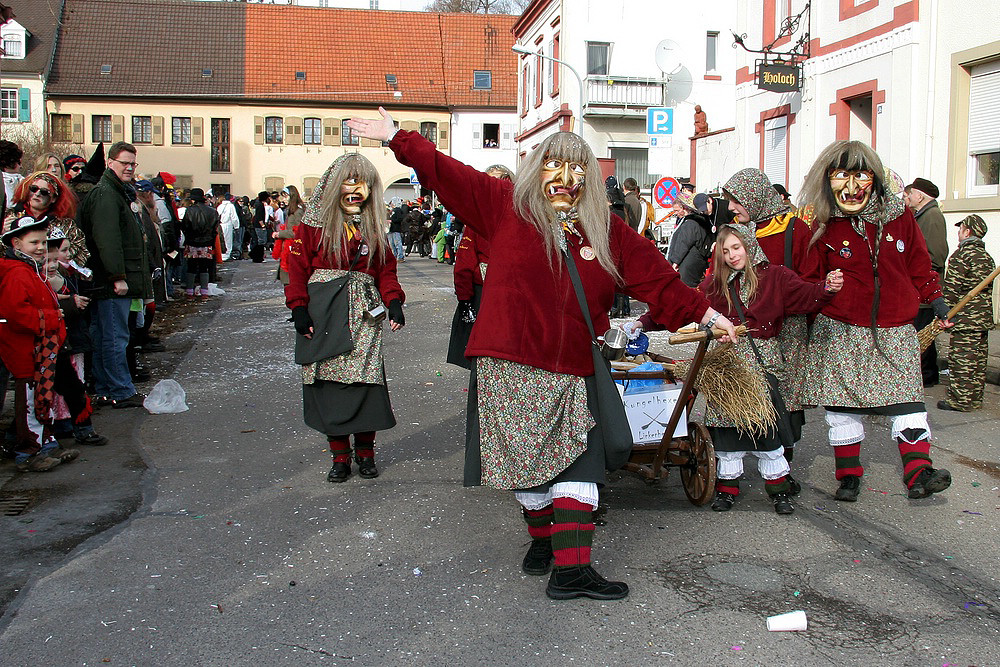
[793, 590, 801, 597]
[731, 646, 742, 651]
[240, 429, 256, 433]
[972, 482, 981, 487]
[867, 487, 889, 495]
[413, 568, 423, 576]
[853, 559, 861, 563]
[963, 510, 983, 515]
[963, 602, 986, 610]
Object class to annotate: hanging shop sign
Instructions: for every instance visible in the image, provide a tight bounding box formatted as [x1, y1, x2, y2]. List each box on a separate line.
[756, 61, 802, 93]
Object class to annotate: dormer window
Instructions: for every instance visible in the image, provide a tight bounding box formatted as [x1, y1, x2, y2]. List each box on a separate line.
[0, 20, 27, 60]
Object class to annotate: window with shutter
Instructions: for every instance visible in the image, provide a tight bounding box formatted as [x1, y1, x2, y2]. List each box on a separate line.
[173, 117, 192, 145]
[152, 116, 164, 145]
[322, 118, 341, 146]
[132, 116, 152, 144]
[438, 125, 449, 150]
[191, 117, 204, 146]
[285, 117, 303, 145]
[254, 116, 265, 145]
[93, 115, 112, 143]
[968, 59, 1000, 197]
[304, 118, 322, 145]
[763, 116, 788, 188]
[51, 114, 73, 142]
[17, 87, 29, 122]
[111, 115, 125, 142]
[71, 114, 84, 143]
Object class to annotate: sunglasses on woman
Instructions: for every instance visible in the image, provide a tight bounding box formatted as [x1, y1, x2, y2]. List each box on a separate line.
[28, 185, 53, 197]
[69, 165, 83, 173]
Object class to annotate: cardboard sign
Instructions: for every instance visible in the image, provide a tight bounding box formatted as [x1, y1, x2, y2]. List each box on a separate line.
[621, 385, 687, 444]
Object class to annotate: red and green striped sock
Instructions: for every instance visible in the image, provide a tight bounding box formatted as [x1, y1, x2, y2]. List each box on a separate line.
[353, 431, 376, 458]
[551, 497, 594, 569]
[522, 505, 553, 540]
[328, 435, 351, 463]
[833, 443, 864, 480]
[765, 476, 791, 496]
[898, 439, 932, 488]
[716, 480, 740, 496]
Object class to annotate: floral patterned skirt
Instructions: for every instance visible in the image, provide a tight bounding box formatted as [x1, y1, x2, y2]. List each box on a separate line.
[184, 245, 214, 259]
[302, 270, 384, 386]
[803, 315, 923, 409]
[475, 357, 595, 490]
[778, 315, 809, 411]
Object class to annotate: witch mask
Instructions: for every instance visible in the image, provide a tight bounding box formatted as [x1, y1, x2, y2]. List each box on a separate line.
[541, 158, 586, 212]
[339, 177, 370, 215]
[828, 168, 874, 215]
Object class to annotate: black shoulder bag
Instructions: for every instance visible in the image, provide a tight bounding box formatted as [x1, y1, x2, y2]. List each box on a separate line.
[729, 282, 795, 448]
[562, 247, 634, 472]
[294, 246, 365, 365]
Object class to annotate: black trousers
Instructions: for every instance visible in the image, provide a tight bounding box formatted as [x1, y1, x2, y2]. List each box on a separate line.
[913, 308, 939, 385]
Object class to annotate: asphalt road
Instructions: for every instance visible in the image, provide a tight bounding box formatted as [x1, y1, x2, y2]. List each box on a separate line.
[1, 258, 998, 666]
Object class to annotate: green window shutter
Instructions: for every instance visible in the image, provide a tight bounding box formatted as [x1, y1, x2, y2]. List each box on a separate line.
[18, 88, 30, 122]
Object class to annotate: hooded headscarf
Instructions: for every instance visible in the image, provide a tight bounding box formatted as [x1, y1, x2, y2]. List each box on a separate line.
[719, 221, 768, 281]
[723, 168, 790, 226]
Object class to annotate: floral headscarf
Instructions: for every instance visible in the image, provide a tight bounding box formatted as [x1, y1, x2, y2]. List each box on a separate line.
[723, 168, 789, 226]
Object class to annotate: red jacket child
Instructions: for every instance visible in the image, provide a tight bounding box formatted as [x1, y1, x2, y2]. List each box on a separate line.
[0, 246, 66, 379]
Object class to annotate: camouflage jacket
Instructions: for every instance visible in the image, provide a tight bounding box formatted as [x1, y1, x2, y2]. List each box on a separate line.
[943, 236, 996, 330]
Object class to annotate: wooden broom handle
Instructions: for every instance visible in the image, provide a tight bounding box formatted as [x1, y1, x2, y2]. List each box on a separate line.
[943, 264, 1000, 319]
[668, 324, 748, 344]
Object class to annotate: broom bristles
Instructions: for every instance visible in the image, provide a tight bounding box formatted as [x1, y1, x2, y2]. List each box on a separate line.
[917, 319, 940, 352]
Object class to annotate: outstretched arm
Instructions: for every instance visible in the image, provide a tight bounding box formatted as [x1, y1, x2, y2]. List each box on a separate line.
[348, 108, 509, 239]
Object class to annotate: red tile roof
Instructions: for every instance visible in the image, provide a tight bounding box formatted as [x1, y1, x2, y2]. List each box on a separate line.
[46, 0, 517, 111]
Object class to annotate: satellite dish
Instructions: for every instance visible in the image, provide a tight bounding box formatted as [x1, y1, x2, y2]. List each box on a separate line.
[654, 39, 683, 75]
[664, 66, 694, 107]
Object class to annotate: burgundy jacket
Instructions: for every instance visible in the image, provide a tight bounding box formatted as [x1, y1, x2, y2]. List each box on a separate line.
[453, 226, 489, 302]
[756, 216, 819, 278]
[803, 208, 943, 328]
[390, 130, 710, 376]
[639, 264, 832, 340]
[284, 224, 404, 310]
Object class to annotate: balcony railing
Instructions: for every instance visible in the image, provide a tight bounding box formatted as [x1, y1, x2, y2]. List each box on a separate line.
[585, 75, 664, 114]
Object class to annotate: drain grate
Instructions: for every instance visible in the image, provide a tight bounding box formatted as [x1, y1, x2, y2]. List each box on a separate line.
[0, 497, 30, 516]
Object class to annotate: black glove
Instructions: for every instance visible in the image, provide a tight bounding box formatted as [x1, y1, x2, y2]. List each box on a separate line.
[459, 299, 476, 324]
[388, 299, 405, 326]
[291, 306, 314, 336]
[930, 297, 950, 321]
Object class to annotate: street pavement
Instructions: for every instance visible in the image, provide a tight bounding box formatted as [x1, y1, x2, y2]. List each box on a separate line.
[1, 258, 999, 665]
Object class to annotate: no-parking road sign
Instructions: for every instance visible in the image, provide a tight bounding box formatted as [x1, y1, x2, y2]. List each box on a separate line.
[653, 176, 681, 208]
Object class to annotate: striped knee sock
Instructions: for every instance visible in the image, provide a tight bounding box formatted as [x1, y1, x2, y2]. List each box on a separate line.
[328, 435, 351, 463]
[833, 443, 864, 480]
[898, 439, 932, 488]
[522, 505, 553, 540]
[551, 497, 594, 569]
[765, 476, 791, 496]
[353, 431, 376, 458]
[716, 479, 740, 496]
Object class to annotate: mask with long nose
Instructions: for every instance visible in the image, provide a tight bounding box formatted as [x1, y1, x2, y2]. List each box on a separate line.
[829, 168, 874, 215]
[541, 158, 586, 212]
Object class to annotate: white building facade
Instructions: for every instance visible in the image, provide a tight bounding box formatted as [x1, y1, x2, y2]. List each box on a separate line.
[512, 0, 738, 189]
[731, 0, 999, 256]
[1, 19, 46, 139]
[448, 109, 518, 173]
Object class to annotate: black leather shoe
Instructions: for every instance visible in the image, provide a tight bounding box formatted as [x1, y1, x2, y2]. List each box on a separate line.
[355, 456, 379, 479]
[522, 538, 554, 575]
[327, 462, 351, 483]
[936, 400, 964, 412]
[772, 493, 794, 515]
[546, 565, 629, 600]
[908, 467, 952, 499]
[711, 491, 736, 512]
[786, 473, 802, 496]
[835, 475, 861, 502]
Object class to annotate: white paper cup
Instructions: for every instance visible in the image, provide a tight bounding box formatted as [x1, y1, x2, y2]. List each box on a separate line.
[766, 610, 807, 632]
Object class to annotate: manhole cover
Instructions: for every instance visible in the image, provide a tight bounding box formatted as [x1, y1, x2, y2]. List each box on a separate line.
[0, 497, 30, 516]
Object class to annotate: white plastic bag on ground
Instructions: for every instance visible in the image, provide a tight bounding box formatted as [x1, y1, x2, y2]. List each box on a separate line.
[143, 379, 189, 414]
[205, 283, 226, 296]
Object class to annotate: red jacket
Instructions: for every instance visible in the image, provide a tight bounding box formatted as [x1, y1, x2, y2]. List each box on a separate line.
[756, 216, 819, 278]
[0, 256, 66, 378]
[284, 223, 404, 310]
[454, 227, 489, 301]
[390, 130, 710, 376]
[804, 208, 943, 328]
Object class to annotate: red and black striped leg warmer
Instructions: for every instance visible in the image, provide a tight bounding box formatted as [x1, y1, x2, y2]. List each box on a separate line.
[522, 505, 553, 540]
[550, 497, 594, 569]
[327, 435, 351, 463]
[716, 479, 740, 496]
[765, 476, 791, 496]
[833, 443, 864, 480]
[353, 431, 376, 458]
[898, 439, 932, 488]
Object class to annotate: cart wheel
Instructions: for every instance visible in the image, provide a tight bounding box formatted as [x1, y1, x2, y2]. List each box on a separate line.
[680, 422, 716, 506]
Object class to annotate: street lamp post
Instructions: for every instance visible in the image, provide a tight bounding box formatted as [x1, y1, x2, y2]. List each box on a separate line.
[511, 44, 585, 129]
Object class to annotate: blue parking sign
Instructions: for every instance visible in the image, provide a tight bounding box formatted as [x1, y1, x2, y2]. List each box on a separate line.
[647, 108, 673, 135]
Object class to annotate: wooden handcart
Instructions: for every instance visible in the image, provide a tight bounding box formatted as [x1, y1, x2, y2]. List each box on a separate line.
[610, 327, 726, 506]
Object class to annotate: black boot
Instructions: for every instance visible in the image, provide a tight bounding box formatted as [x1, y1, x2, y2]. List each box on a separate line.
[786, 472, 802, 496]
[522, 538, 554, 575]
[772, 493, 794, 515]
[834, 475, 861, 502]
[546, 565, 629, 600]
[327, 462, 351, 483]
[907, 467, 951, 499]
[711, 491, 736, 512]
[355, 454, 379, 479]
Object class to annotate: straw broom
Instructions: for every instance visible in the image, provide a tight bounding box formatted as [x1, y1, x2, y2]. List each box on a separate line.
[917, 264, 1000, 352]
